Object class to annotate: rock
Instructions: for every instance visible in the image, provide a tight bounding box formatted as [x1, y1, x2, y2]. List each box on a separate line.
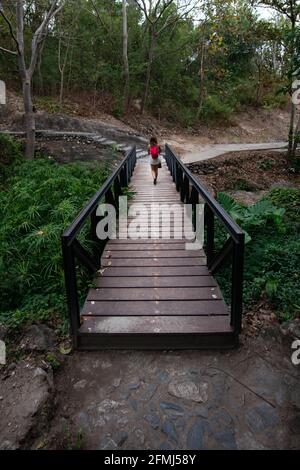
[0, 362, 54, 449]
[159, 441, 173, 450]
[161, 420, 178, 443]
[289, 413, 300, 434]
[73, 379, 88, 390]
[101, 359, 112, 369]
[280, 319, 300, 339]
[75, 411, 91, 431]
[97, 399, 122, 414]
[140, 383, 158, 401]
[157, 371, 169, 382]
[245, 403, 279, 433]
[20, 324, 56, 352]
[99, 437, 117, 450]
[134, 428, 145, 445]
[128, 398, 138, 412]
[0, 324, 8, 341]
[128, 382, 140, 390]
[115, 432, 128, 447]
[0, 440, 18, 450]
[187, 419, 206, 450]
[112, 378, 121, 388]
[144, 413, 160, 430]
[33, 367, 54, 390]
[7, 363, 16, 373]
[160, 402, 184, 413]
[168, 379, 208, 403]
[207, 410, 237, 450]
[236, 432, 267, 450]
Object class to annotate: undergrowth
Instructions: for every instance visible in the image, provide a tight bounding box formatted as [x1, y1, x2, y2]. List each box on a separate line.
[216, 188, 300, 321]
[0, 135, 109, 332]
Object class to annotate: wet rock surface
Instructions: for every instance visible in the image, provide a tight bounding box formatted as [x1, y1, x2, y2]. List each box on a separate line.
[0, 361, 54, 449]
[20, 324, 56, 352]
[41, 327, 300, 450]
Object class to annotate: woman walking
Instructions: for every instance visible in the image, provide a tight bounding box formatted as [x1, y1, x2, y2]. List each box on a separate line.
[148, 136, 162, 185]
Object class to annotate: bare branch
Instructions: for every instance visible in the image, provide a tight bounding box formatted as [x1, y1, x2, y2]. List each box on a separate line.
[134, 0, 153, 24]
[29, 0, 65, 77]
[89, 0, 114, 44]
[0, 1, 20, 54]
[0, 45, 17, 55]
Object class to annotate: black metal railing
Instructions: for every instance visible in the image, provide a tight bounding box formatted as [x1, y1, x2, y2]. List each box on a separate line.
[165, 144, 245, 335]
[61, 147, 136, 346]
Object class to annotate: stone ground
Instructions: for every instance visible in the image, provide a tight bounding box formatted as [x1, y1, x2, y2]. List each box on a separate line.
[0, 318, 300, 451]
[40, 325, 300, 450]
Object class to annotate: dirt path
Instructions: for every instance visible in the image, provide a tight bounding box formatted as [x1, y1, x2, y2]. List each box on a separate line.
[164, 139, 287, 164]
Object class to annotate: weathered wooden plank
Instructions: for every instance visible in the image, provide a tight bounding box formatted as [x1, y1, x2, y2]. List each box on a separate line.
[103, 249, 202, 258]
[99, 266, 211, 276]
[109, 238, 195, 244]
[79, 315, 231, 334]
[94, 275, 216, 288]
[87, 286, 222, 301]
[101, 258, 206, 267]
[105, 243, 204, 252]
[77, 331, 236, 350]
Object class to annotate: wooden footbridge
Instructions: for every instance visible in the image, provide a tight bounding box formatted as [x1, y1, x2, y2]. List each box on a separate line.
[62, 146, 244, 350]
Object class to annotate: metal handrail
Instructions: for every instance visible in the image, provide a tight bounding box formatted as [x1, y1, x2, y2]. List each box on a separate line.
[63, 147, 136, 244]
[61, 147, 137, 346]
[165, 144, 244, 243]
[165, 144, 245, 335]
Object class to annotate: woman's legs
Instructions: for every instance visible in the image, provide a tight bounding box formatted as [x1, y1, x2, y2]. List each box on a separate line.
[151, 164, 158, 184]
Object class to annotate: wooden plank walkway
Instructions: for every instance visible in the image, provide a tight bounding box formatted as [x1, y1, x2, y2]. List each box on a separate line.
[78, 157, 235, 349]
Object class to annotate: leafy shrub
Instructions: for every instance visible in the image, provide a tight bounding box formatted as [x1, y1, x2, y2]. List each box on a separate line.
[217, 192, 285, 243]
[262, 91, 288, 109]
[216, 189, 299, 320]
[258, 159, 276, 170]
[0, 133, 22, 183]
[0, 155, 109, 329]
[202, 95, 234, 122]
[232, 178, 260, 191]
[265, 188, 300, 227]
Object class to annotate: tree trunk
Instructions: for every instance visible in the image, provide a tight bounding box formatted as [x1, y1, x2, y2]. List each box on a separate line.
[23, 76, 35, 159]
[141, 29, 156, 115]
[292, 114, 300, 157]
[287, 17, 297, 160]
[196, 39, 206, 119]
[122, 0, 130, 111]
[288, 102, 296, 158]
[59, 69, 64, 104]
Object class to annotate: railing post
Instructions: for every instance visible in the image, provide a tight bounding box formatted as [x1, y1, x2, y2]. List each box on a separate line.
[183, 175, 190, 203]
[105, 188, 115, 207]
[191, 186, 199, 231]
[113, 176, 122, 215]
[174, 161, 177, 188]
[124, 161, 129, 186]
[205, 204, 214, 265]
[90, 206, 102, 267]
[61, 237, 80, 348]
[133, 147, 137, 172]
[172, 157, 176, 182]
[180, 170, 186, 202]
[165, 145, 170, 170]
[231, 235, 244, 334]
